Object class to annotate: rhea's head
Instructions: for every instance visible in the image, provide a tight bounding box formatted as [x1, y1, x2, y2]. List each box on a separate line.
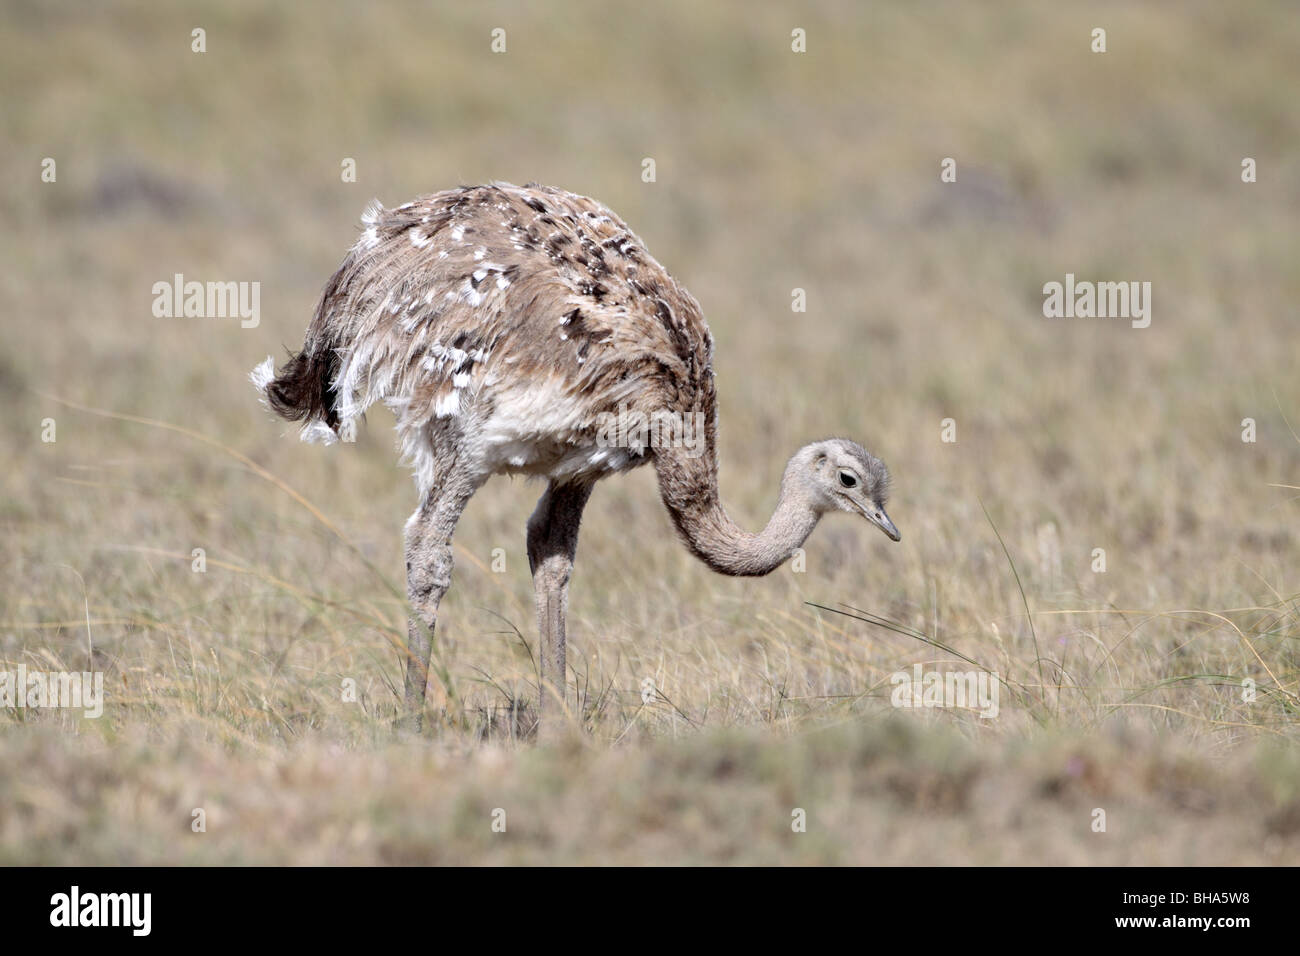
[786, 438, 900, 541]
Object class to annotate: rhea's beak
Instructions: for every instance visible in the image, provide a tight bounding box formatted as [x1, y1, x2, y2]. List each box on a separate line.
[865, 504, 901, 542]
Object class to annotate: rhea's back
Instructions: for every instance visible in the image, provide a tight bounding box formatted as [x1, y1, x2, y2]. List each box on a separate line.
[286, 182, 717, 484]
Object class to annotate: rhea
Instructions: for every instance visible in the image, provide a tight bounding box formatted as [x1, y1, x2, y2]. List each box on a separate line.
[252, 182, 900, 736]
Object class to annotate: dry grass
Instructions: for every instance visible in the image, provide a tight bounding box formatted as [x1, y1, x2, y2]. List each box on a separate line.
[2, 0, 1299, 863]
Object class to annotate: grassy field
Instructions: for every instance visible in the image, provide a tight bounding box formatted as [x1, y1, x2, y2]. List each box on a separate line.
[3, 0, 1299, 864]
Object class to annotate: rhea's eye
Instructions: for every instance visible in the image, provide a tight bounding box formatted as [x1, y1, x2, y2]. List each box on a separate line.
[839, 472, 857, 489]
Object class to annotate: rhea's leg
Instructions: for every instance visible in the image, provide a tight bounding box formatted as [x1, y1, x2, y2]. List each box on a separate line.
[526, 481, 593, 740]
[400, 485, 471, 733]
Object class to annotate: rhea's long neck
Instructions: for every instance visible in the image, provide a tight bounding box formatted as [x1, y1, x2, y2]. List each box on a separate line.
[653, 441, 817, 577]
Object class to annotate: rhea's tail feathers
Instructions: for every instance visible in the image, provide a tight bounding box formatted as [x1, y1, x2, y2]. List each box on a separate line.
[250, 347, 343, 444]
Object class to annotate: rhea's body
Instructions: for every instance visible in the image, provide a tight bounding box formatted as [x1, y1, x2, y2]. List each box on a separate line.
[256, 183, 710, 490]
[254, 182, 899, 736]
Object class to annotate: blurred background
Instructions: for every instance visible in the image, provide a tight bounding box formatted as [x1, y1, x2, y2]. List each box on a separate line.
[2, 0, 1299, 863]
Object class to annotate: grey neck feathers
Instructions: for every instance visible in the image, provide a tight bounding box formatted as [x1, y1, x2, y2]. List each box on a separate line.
[654, 443, 819, 577]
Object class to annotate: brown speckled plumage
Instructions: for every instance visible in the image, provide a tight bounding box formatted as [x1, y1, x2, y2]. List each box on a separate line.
[268, 182, 713, 472]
